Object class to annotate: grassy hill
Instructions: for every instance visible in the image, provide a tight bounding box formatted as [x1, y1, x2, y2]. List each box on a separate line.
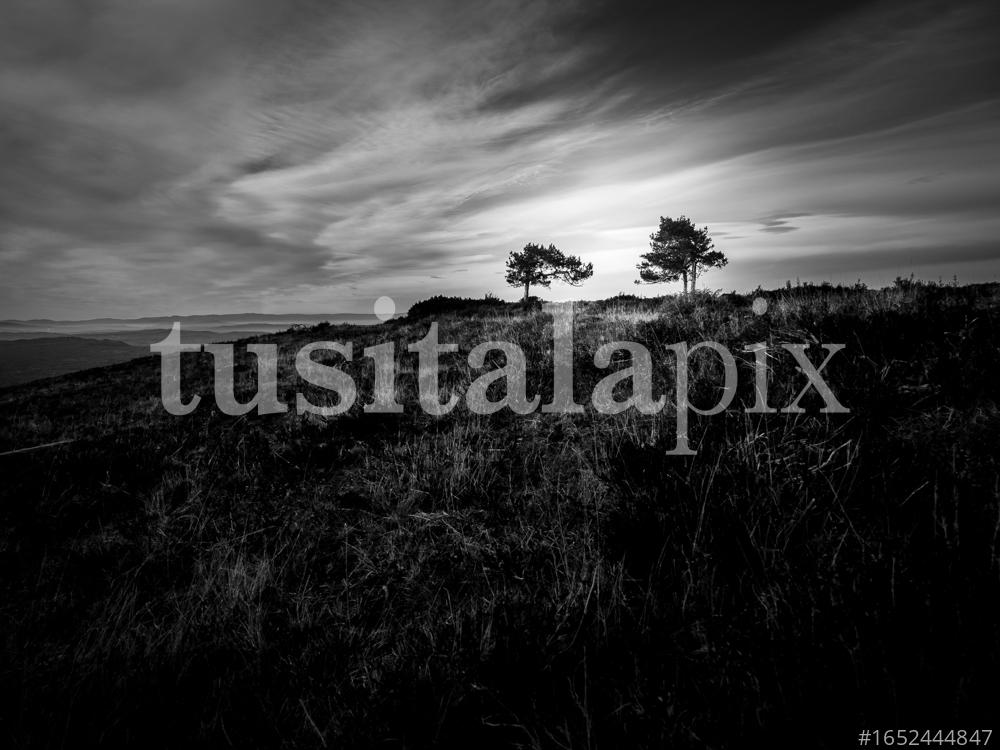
[2, 284, 999, 748]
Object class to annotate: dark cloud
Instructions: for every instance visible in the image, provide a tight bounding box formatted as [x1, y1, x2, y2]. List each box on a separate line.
[476, 0, 882, 115]
[758, 213, 810, 234]
[238, 155, 290, 176]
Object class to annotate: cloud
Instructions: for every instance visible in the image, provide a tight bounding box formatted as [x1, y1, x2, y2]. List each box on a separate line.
[758, 213, 810, 234]
[1, 0, 999, 316]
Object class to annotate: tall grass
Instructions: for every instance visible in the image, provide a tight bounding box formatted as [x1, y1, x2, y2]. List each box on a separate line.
[1, 284, 999, 748]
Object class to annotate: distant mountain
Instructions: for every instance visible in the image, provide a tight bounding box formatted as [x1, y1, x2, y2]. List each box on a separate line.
[0, 313, 391, 387]
[0, 329, 276, 345]
[0, 313, 382, 333]
[0, 337, 147, 388]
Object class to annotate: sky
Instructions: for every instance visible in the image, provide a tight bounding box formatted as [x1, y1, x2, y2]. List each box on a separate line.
[1, 0, 999, 318]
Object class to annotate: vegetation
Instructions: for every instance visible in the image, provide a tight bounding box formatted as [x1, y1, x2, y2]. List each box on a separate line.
[1, 282, 999, 748]
[505, 243, 594, 301]
[637, 216, 727, 294]
[405, 293, 509, 320]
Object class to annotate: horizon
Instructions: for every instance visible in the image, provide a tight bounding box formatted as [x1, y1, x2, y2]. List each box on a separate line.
[0, 273, 985, 323]
[2, 0, 999, 318]
[0, 311, 381, 325]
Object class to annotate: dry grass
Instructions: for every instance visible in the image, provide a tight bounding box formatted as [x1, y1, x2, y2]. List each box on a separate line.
[2, 282, 1000, 748]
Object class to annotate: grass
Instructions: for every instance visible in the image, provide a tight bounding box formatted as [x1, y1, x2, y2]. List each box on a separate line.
[1, 282, 999, 748]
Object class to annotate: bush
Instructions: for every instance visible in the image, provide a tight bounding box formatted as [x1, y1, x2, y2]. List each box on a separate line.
[405, 294, 509, 320]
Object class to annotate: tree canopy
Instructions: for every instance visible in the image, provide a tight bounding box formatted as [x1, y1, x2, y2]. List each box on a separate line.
[636, 216, 727, 294]
[505, 243, 593, 301]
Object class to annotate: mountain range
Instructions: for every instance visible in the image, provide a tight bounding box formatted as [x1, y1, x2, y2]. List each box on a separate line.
[0, 313, 383, 387]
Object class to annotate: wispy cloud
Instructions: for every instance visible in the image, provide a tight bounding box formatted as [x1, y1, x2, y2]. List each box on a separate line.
[1, 0, 998, 316]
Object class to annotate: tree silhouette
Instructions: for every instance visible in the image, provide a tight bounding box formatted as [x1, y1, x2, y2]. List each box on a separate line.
[505, 243, 593, 301]
[636, 216, 727, 294]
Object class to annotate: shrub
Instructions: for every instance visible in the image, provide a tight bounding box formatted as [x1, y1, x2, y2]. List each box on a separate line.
[405, 294, 509, 320]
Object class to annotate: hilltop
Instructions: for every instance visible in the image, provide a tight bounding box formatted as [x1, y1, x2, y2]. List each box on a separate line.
[2, 283, 999, 748]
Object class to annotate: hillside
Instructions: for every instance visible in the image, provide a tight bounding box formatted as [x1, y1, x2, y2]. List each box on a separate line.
[2, 284, 999, 748]
[0, 337, 147, 388]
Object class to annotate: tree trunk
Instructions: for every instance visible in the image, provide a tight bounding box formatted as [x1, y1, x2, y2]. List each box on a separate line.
[681, 270, 688, 296]
[523, 281, 530, 302]
[690, 262, 697, 294]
